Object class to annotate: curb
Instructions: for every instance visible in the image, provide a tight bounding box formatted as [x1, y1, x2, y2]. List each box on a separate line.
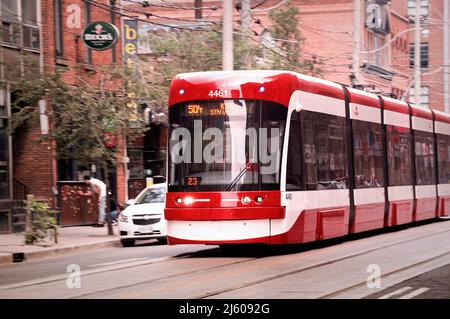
[0, 254, 12, 265]
[0, 239, 120, 265]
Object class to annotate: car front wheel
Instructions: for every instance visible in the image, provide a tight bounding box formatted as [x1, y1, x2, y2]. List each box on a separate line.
[120, 239, 135, 247]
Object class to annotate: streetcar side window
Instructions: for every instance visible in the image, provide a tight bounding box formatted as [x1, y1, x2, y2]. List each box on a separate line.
[386, 125, 412, 186]
[286, 112, 303, 190]
[352, 120, 384, 188]
[302, 111, 348, 190]
[437, 134, 450, 184]
[414, 130, 436, 185]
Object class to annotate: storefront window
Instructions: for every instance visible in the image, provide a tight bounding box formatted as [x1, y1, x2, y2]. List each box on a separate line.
[0, 125, 9, 199]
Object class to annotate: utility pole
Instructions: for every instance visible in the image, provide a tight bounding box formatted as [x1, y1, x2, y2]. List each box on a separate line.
[444, 0, 449, 113]
[414, 0, 422, 107]
[240, 0, 251, 69]
[195, 0, 202, 19]
[223, 0, 233, 71]
[352, 0, 361, 86]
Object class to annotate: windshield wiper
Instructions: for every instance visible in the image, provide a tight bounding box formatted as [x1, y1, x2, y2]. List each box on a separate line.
[225, 161, 254, 191]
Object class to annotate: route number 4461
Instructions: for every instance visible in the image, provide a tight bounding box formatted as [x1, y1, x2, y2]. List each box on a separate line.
[208, 89, 228, 97]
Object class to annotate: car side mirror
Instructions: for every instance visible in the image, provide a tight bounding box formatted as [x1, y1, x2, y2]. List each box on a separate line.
[126, 199, 135, 206]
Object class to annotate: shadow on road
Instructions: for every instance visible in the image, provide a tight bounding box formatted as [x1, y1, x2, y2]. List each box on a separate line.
[174, 218, 448, 259]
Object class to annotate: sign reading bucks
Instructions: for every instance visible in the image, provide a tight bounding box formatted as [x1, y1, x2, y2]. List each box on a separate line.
[82, 21, 119, 50]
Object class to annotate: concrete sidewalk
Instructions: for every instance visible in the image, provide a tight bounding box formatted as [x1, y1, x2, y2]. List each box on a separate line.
[0, 226, 120, 265]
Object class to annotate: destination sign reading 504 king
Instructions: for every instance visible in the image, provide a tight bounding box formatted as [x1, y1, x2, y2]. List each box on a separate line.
[184, 103, 226, 116]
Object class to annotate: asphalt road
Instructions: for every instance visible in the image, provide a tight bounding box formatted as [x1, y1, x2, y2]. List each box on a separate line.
[1, 220, 450, 299]
[365, 263, 450, 299]
[0, 239, 215, 285]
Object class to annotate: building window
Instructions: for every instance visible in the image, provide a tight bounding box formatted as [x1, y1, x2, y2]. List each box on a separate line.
[54, 0, 63, 57]
[407, 0, 429, 22]
[0, 88, 9, 200]
[386, 125, 412, 186]
[0, 0, 39, 50]
[414, 130, 435, 185]
[408, 86, 429, 108]
[1, 0, 19, 22]
[0, 125, 9, 199]
[21, 0, 37, 25]
[409, 42, 429, 69]
[353, 120, 384, 188]
[365, 30, 388, 67]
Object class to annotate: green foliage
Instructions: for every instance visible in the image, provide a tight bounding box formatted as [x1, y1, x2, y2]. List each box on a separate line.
[9, 65, 148, 166]
[24, 199, 58, 245]
[265, 0, 322, 75]
[139, 28, 261, 109]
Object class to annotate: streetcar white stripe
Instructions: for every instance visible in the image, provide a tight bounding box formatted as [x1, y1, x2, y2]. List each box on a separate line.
[298, 91, 346, 118]
[350, 103, 381, 124]
[383, 109, 410, 129]
[438, 184, 450, 197]
[194, 199, 211, 202]
[435, 121, 450, 135]
[354, 188, 385, 205]
[387, 185, 414, 201]
[412, 116, 433, 132]
[415, 185, 437, 199]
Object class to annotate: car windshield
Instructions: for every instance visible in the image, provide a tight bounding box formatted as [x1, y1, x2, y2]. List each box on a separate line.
[135, 187, 166, 204]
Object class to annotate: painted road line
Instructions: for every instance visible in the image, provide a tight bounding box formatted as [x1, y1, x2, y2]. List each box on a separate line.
[378, 286, 412, 299]
[398, 287, 430, 299]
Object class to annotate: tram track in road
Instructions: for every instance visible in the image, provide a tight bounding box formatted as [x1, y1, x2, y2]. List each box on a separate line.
[317, 250, 450, 299]
[2, 221, 450, 298]
[0, 247, 222, 291]
[67, 252, 267, 299]
[191, 224, 450, 299]
[73, 221, 450, 299]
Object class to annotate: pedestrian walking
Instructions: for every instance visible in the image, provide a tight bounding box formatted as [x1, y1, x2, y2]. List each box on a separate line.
[79, 176, 107, 227]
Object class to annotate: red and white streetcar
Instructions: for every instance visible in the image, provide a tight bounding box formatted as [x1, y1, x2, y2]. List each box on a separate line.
[164, 70, 450, 246]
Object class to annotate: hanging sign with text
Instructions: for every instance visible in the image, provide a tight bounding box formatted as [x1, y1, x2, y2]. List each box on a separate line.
[82, 21, 119, 51]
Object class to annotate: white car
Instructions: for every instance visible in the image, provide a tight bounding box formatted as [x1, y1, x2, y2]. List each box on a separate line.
[118, 183, 167, 247]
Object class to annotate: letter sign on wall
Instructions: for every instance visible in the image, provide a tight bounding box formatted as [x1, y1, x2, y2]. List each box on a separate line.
[67, 4, 81, 29]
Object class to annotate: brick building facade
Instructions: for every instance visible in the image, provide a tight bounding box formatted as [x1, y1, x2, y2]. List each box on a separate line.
[407, 0, 447, 111]
[0, 0, 129, 232]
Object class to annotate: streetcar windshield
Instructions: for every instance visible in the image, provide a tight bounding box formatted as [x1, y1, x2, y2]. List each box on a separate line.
[168, 100, 287, 192]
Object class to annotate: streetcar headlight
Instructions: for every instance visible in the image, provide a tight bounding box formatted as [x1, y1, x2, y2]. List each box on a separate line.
[258, 86, 265, 93]
[184, 197, 194, 205]
[119, 213, 128, 223]
[176, 197, 182, 204]
[179, 89, 185, 95]
[241, 196, 251, 204]
[255, 196, 263, 203]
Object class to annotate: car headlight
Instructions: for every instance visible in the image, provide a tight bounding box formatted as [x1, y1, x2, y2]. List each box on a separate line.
[119, 213, 129, 223]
